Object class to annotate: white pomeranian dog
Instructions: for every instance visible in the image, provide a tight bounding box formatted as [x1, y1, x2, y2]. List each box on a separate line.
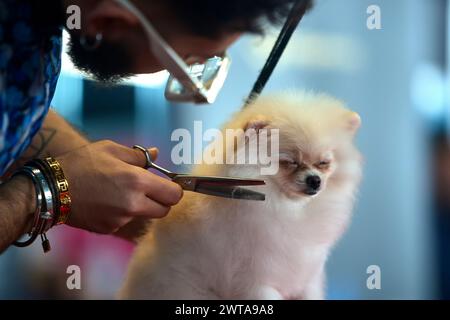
[119, 92, 362, 300]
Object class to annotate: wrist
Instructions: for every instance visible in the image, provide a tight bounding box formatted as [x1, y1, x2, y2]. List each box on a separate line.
[0, 175, 37, 239]
[7, 160, 70, 253]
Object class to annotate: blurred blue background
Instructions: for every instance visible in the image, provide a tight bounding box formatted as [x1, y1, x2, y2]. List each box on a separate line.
[1, 0, 449, 299]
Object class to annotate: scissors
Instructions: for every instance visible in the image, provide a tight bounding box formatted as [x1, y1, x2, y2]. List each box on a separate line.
[133, 145, 266, 201]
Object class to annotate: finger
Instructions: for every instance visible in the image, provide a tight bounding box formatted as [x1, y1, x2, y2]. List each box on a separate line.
[136, 195, 171, 218]
[140, 170, 184, 206]
[112, 144, 159, 168]
[149, 147, 159, 161]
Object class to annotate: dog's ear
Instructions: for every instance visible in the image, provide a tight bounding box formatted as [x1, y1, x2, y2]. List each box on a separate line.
[346, 112, 361, 134]
[244, 115, 271, 133]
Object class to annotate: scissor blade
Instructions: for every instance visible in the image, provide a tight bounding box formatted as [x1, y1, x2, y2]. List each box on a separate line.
[194, 185, 265, 201]
[176, 175, 265, 187]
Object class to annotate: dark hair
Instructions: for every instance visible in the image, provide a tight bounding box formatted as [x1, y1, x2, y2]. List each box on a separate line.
[166, 0, 314, 37]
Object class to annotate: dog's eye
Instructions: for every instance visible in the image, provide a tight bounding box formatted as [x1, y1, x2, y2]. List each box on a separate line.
[316, 161, 330, 169]
[280, 159, 298, 169]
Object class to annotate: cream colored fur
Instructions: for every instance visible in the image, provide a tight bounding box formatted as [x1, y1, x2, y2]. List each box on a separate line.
[119, 92, 362, 300]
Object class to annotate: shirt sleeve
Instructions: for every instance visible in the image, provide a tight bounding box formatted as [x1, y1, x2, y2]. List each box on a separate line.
[0, 0, 62, 175]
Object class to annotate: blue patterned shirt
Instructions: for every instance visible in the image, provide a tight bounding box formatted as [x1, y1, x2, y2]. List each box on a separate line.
[0, 0, 63, 175]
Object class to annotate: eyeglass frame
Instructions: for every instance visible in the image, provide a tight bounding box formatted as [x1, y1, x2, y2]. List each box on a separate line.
[113, 0, 231, 104]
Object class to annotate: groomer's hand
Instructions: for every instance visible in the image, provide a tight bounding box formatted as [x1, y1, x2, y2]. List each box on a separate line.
[57, 140, 183, 234]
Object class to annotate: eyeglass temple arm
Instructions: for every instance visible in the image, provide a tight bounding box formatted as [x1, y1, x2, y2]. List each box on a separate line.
[113, 0, 205, 94]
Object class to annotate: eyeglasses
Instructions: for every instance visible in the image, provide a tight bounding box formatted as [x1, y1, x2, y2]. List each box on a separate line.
[113, 0, 231, 104]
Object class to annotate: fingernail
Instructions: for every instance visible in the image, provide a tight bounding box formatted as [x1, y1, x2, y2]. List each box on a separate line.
[149, 147, 159, 159]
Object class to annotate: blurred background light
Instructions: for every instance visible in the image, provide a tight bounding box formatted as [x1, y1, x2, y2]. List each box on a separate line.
[411, 62, 446, 123]
[245, 30, 367, 73]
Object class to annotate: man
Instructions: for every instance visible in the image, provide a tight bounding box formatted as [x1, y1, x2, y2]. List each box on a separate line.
[0, 0, 311, 253]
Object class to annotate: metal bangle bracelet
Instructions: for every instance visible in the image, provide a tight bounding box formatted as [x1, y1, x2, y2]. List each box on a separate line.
[25, 166, 55, 233]
[28, 159, 60, 226]
[12, 169, 44, 247]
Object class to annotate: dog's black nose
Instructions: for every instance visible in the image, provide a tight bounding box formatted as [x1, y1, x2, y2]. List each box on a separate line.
[306, 175, 321, 190]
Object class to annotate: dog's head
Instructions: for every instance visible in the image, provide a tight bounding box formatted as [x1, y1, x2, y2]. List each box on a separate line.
[234, 92, 362, 200]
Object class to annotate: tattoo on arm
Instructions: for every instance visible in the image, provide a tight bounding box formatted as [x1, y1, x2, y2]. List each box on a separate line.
[3, 128, 57, 177]
[22, 127, 57, 160]
[2, 110, 89, 179]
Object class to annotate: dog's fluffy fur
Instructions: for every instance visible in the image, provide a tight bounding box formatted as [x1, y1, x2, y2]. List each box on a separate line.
[119, 92, 362, 300]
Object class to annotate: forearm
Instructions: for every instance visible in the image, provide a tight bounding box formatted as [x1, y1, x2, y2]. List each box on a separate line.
[0, 176, 36, 253]
[0, 109, 90, 252]
[4, 109, 90, 175]
[0, 110, 168, 247]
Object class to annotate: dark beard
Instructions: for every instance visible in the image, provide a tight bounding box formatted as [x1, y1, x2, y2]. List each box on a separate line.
[67, 33, 135, 84]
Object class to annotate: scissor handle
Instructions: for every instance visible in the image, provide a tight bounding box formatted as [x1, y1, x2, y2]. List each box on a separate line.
[133, 145, 177, 178]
